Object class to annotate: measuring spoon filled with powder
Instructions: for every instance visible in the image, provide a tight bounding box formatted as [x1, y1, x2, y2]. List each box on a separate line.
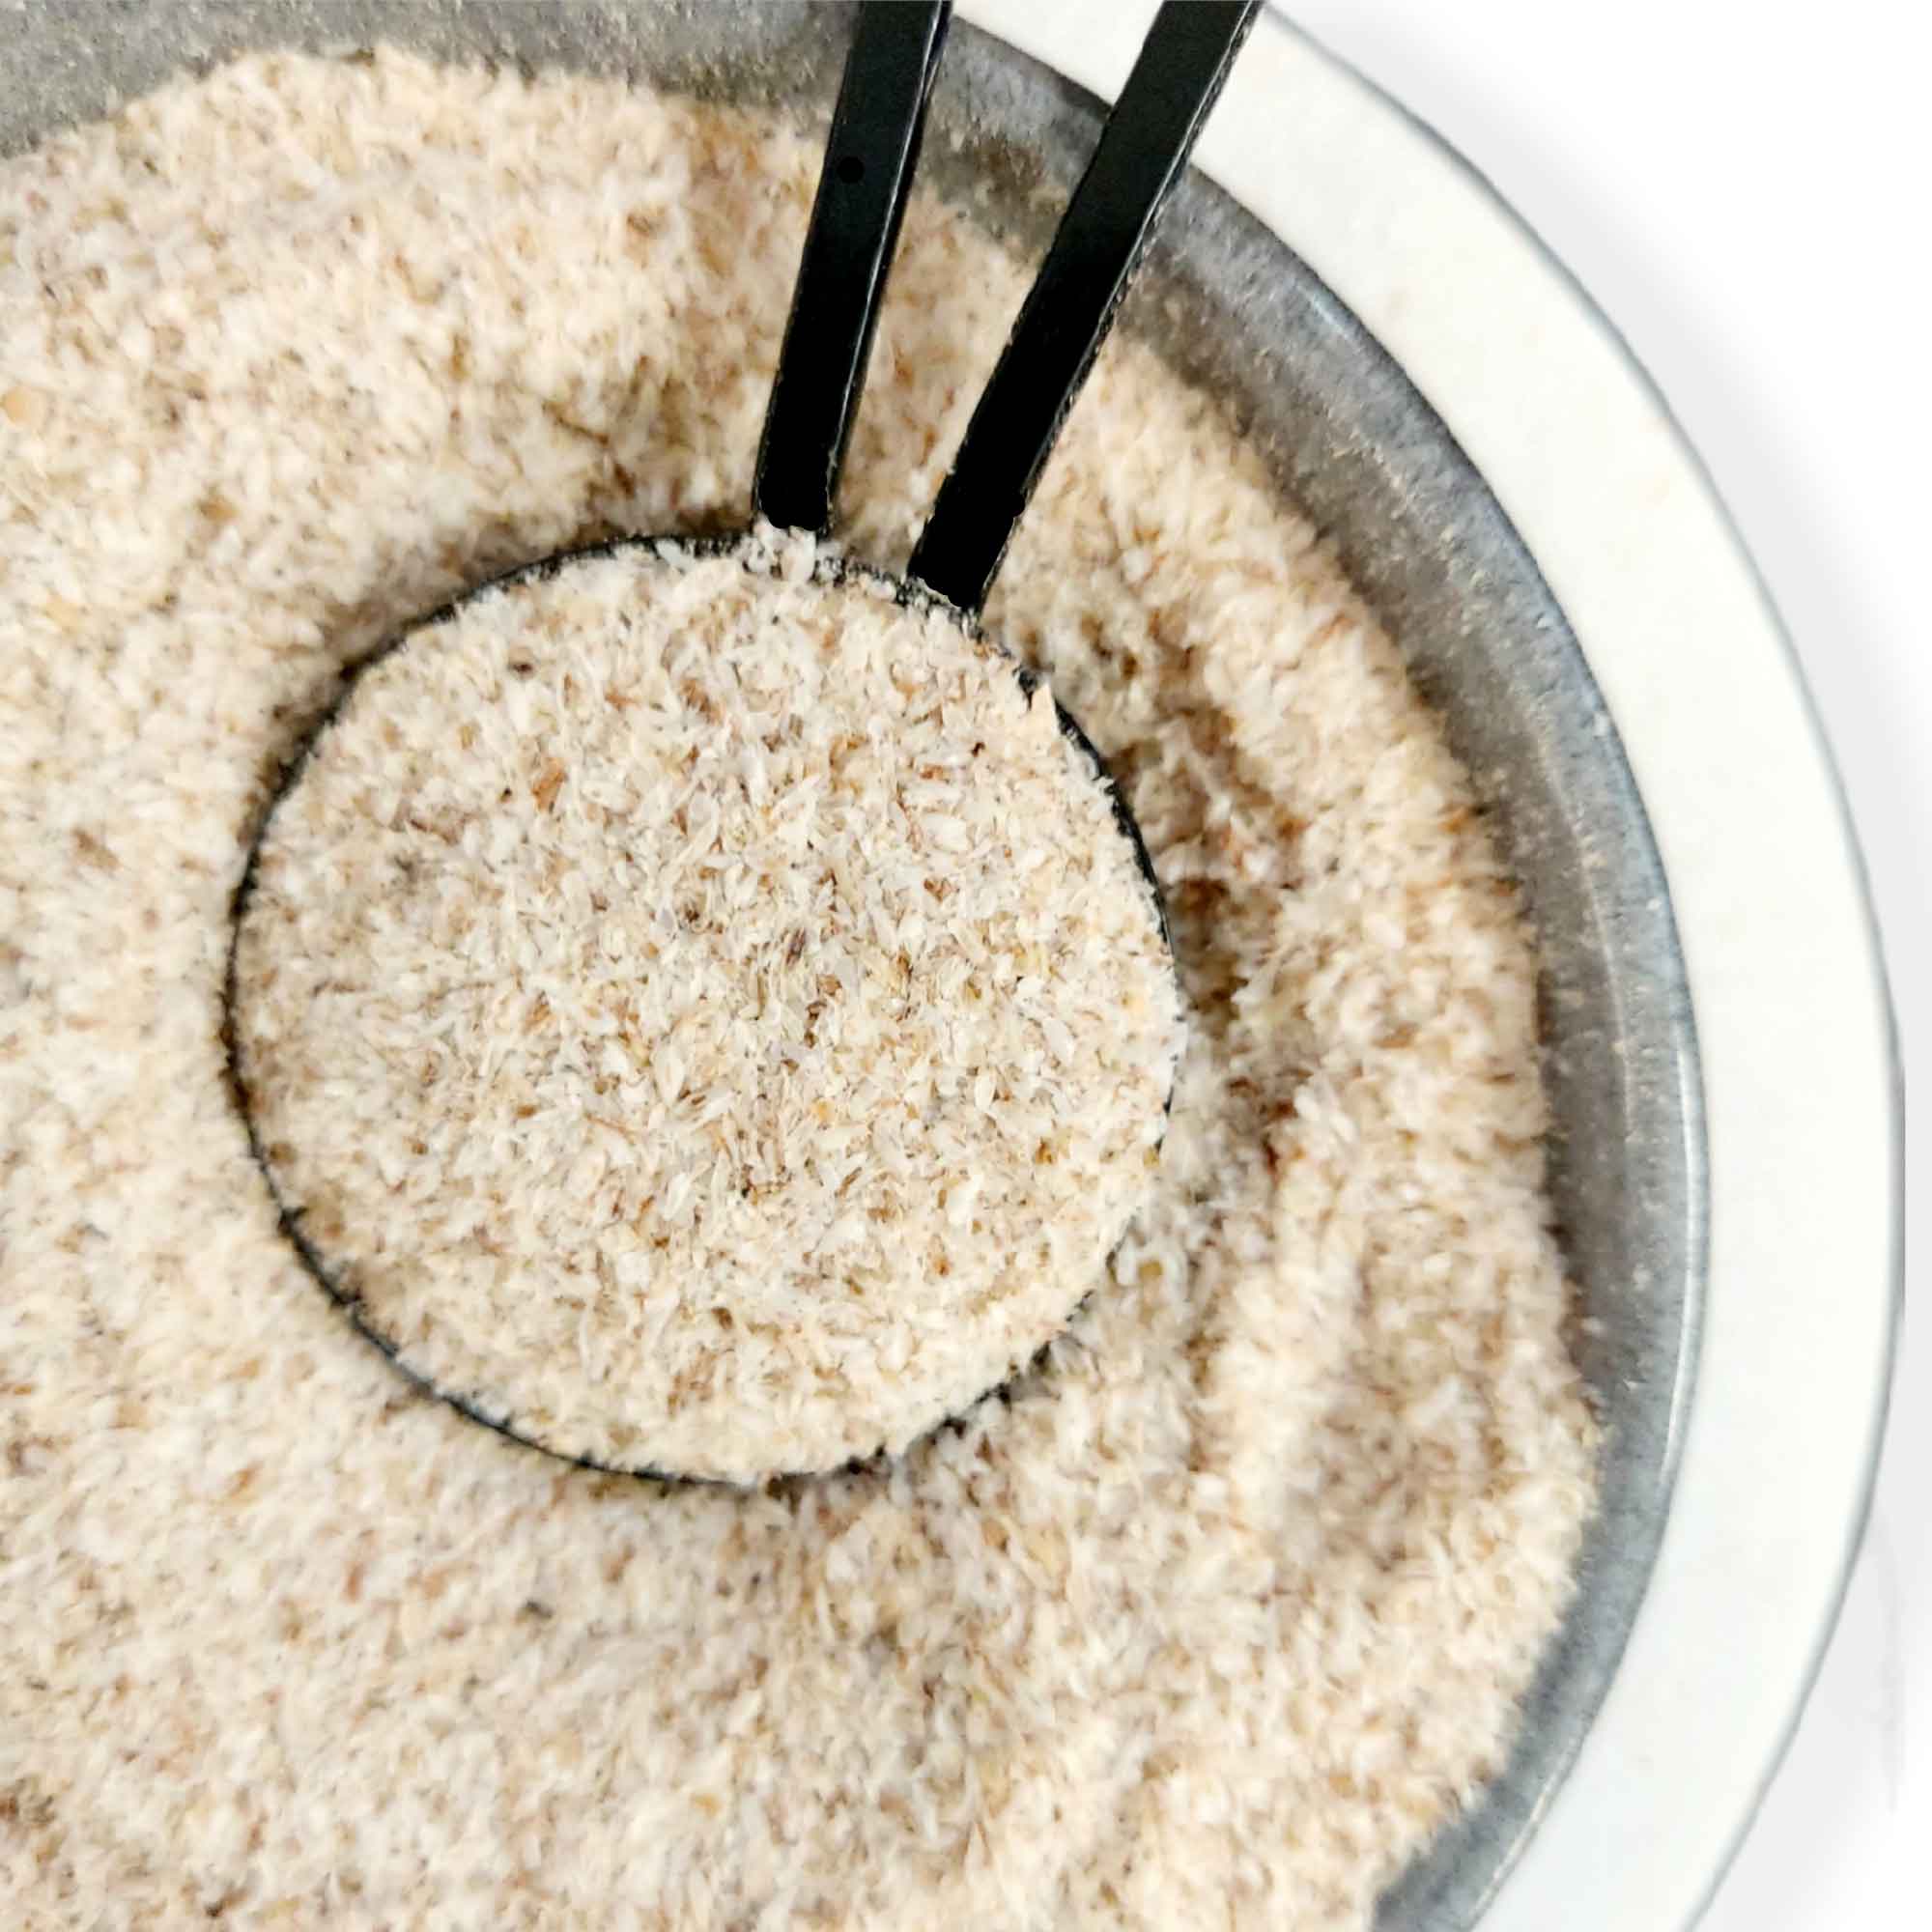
[225, 0, 1255, 1483]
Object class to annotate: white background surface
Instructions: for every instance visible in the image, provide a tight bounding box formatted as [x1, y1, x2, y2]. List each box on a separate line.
[1283, 2, 1926, 1924]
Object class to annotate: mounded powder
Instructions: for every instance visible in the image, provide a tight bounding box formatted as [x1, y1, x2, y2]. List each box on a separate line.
[0, 49, 1596, 1931]
[230, 532, 1179, 1482]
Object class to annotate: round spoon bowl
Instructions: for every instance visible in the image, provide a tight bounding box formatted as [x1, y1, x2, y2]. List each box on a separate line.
[224, 528, 1182, 1485]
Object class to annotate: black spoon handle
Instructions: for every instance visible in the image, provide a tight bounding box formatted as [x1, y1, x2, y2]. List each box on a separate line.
[908, 0, 1259, 613]
[753, 0, 952, 536]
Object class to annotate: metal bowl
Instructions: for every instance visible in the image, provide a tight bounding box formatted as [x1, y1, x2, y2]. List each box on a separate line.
[4, 6, 1705, 1925]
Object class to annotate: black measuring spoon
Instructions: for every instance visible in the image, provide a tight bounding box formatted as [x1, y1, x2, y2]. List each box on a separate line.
[227, 0, 1259, 1483]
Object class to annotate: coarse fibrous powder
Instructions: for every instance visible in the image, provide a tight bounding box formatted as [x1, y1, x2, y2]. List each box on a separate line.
[230, 532, 1181, 1482]
[0, 49, 1597, 1932]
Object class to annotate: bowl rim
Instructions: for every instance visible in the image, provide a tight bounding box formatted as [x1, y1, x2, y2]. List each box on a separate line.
[958, 1, 1900, 1925]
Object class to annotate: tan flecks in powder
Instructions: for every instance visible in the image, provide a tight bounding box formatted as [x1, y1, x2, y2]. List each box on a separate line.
[0, 49, 1594, 1932]
[232, 535, 1179, 1482]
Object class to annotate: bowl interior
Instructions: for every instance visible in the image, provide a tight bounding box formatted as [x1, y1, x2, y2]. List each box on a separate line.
[4, 5, 1705, 1925]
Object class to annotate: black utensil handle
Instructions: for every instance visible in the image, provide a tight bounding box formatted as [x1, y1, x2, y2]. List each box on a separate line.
[753, 0, 952, 536]
[907, 0, 1258, 613]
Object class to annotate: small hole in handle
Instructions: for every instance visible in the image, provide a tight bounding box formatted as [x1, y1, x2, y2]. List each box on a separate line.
[837, 156, 866, 185]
